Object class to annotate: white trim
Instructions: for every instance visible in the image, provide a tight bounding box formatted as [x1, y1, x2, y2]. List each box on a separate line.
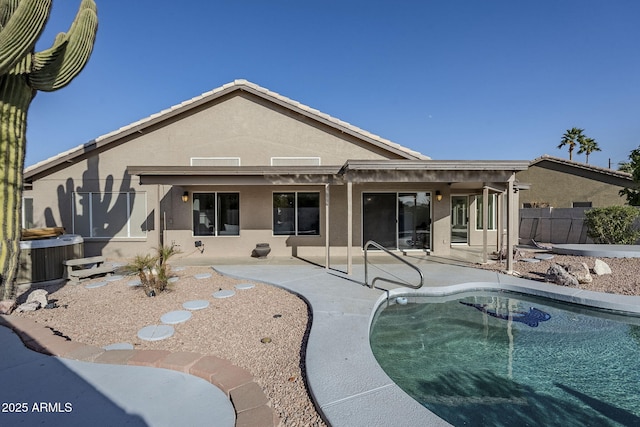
[190, 157, 241, 166]
[270, 157, 321, 166]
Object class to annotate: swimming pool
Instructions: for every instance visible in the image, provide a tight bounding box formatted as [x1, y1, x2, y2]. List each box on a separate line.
[370, 291, 640, 427]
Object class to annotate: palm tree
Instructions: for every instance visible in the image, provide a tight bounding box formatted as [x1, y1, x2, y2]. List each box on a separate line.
[558, 127, 585, 161]
[577, 137, 601, 164]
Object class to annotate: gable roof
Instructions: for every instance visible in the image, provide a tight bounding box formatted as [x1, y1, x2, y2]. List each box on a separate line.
[25, 80, 429, 181]
[529, 154, 632, 181]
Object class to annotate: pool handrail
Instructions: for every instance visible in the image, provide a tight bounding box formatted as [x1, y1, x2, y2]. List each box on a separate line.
[364, 240, 424, 289]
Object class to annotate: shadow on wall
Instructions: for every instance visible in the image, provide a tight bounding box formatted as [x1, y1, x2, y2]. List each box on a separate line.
[43, 156, 143, 257]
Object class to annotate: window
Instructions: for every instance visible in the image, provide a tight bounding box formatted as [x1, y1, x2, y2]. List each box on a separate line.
[572, 201, 592, 208]
[475, 194, 496, 230]
[271, 157, 321, 166]
[22, 197, 34, 229]
[273, 192, 320, 235]
[190, 157, 240, 166]
[73, 192, 147, 238]
[192, 193, 239, 236]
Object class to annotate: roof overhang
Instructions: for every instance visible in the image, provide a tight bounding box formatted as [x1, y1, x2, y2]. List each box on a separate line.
[339, 160, 530, 184]
[127, 160, 530, 187]
[127, 165, 343, 186]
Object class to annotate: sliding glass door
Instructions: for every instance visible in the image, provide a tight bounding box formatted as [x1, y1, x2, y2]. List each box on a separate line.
[362, 193, 397, 249]
[362, 192, 431, 250]
[451, 195, 469, 244]
[398, 192, 431, 250]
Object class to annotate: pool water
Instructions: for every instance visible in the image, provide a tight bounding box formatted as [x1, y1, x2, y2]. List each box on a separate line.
[370, 292, 640, 427]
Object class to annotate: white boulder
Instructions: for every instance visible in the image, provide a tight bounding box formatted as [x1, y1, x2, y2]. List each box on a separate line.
[593, 259, 612, 276]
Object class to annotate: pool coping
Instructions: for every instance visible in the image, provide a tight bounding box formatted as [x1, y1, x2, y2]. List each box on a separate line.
[213, 262, 640, 427]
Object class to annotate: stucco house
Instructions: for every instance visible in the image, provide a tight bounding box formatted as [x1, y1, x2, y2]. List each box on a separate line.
[23, 80, 528, 272]
[517, 155, 634, 208]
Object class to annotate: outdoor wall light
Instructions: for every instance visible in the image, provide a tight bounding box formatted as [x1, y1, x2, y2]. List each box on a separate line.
[435, 190, 443, 202]
[182, 191, 189, 203]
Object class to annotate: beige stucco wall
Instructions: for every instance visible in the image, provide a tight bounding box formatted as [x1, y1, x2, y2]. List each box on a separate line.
[27, 92, 410, 260]
[517, 163, 630, 208]
[28, 90, 517, 262]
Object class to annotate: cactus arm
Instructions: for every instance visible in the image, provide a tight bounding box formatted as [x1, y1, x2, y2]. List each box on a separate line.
[30, 0, 97, 91]
[0, 0, 51, 75]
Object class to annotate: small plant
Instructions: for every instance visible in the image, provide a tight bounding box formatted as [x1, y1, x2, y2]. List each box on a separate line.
[584, 206, 640, 244]
[125, 245, 181, 296]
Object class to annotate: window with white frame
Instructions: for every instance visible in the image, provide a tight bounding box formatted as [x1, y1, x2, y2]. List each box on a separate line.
[22, 197, 34, 229]
[271, 157, 321, 166]
[73, 192, 147, 238]
[475, 194, 496, 230]
[273, 192, 320, 235]
[190, 157, 240, 166]
[192, 193, 239, 236]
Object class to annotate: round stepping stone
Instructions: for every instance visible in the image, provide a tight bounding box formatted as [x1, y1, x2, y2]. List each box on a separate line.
[194, 273, 212, 280]
[235, 283, 255, 290]
[168, 277, 179, 283]
[521, 258, 541, 263]
[106, 275, 124, 282]
[137, 325, 175, 341]
[213, 289, 235, 299]
[172, 266, 186, 272]
[160, 310, 192, 324]
[103, 342, 134, 350]
[85, 281, 108, 289]
[128, 279, 142, 287]
[535, 254, 554, 260]
[183, 300, 210, 311]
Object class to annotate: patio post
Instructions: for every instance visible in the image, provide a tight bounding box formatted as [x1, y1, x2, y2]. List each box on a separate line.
[325, 183, 330, 270]
[156, 184, 163, 248]
[506, 176, 515, 272]
[347, 180, 353, 275]
[482, 185, 489, 263]
[497, 192, 504, 254]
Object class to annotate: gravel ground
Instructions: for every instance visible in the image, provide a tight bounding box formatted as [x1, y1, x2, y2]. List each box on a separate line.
[477, 250, 640, 295]
[14, 266, 326, 427]
[12, 253, 640, 426]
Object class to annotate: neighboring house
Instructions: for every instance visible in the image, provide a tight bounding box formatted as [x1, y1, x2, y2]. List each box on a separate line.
[23, 80, 528, 270]
[517, 155, 634, 208]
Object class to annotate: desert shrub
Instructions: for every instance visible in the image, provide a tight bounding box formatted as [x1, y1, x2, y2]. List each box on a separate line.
[125, 245, 181, 296]
[584, 206, 640, 244]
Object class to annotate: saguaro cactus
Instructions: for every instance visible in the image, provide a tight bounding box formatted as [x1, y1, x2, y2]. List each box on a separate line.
[0, 0, 98, 301]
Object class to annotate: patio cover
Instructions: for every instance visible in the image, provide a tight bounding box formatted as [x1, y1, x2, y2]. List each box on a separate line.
[127, 160, 529, 273]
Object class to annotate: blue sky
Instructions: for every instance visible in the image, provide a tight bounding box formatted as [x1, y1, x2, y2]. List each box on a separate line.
[26, 0, 640, 169]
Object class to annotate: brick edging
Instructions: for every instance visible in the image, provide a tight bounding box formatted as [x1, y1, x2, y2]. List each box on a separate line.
[0, 315, 279, 427]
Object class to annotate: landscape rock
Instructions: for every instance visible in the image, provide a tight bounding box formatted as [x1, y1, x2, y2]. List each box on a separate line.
[15, 301, 41, 312]
[492, 248, 525, 261]
[0, 299, 16, 314]
[564, 262, 593, 284]
[546, 264, 579, 287]
[25, 289, 49, 308]
[593, 259, 612, 276]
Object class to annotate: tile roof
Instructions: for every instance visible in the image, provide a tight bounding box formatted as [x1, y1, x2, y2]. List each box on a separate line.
[531, 154, 632, 180]
[25, 80, 429, 179]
